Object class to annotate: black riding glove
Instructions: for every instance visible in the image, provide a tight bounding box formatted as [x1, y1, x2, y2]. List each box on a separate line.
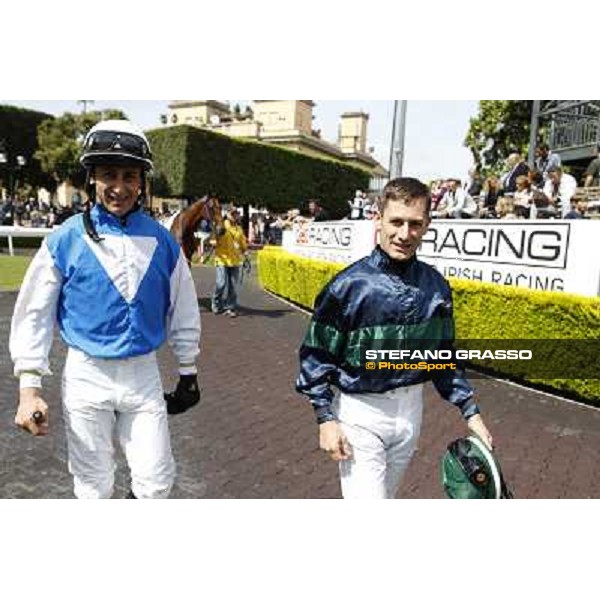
[164, 374, 201, 415]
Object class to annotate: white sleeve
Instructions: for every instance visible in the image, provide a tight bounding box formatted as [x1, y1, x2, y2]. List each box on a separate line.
[10, 241, 62, 380]
[167, 249, 201, 371]
[564, 176, 577, 200]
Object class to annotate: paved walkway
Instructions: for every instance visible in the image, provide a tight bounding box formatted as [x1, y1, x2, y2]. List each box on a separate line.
[1, 264, 600, 498]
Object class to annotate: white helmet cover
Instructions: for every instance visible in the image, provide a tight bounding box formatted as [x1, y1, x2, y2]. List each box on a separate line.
[80, 119, 153, 171]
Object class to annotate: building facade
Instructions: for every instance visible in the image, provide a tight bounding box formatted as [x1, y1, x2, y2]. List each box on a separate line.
[165, 100, 387, 181]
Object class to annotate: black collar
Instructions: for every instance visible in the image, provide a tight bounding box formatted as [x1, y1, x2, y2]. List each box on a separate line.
[370, 245, 417, 275]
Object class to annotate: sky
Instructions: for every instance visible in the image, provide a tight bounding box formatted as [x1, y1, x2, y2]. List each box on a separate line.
[2, 99, 479, 183]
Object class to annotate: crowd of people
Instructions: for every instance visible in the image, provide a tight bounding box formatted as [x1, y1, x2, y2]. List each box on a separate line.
[0, 196, 83, 228]
[430, 144, 600, 221]
[3, 143, 599, 240]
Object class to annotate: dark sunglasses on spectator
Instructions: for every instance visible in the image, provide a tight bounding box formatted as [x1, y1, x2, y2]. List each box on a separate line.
[86, 131, 150, 157]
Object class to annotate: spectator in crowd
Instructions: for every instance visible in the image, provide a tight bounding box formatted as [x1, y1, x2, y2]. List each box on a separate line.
[480, 176, 502, 218]
[308, 199, 329, 222]
[46, 207, 56, 228]
[249, 213, 261, 245]
[363, 195, 378, 220]
[527, 169, 554, 218]
[212, 207, 248, 318]
[267, 214, 284, 245]
[495, 195, 518, 219]
[430, 179, 447, 212]
[535, 143, 561, 181]
[54, 205, 75, 226]
[435, 179, 476, 218]
[348, 190, 366, 220]
[513, 175, 534, 218]
[0, 198, 14, 225]
[465, 167, 484, 197]
[14, 199, 25, 226]
[543, 166, 577, 218]
[501, 153, 530, 194]
[296, 177, 493, 499]
[564, 197, 588, 219]
[9, 119, 201, 499]
[583, 144, 600, 188]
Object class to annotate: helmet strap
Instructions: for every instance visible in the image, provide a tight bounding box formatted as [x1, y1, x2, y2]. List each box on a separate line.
[83, 167, 103, 243]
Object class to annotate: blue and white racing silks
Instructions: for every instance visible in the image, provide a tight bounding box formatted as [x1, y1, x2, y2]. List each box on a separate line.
[10, 204, 201, 379]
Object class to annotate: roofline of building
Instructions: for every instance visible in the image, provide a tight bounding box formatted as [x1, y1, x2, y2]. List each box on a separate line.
[341, 111, 369, 119]
[168, 100, 231, 112]
[253, 100, 315, 107]
[261, 131, 386, 173]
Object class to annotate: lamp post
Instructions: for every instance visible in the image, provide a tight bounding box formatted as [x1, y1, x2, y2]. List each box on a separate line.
[0, 141, 27, 199]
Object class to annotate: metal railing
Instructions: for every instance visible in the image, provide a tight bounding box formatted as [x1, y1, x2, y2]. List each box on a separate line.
[0, 225, 53, 256]
[550, 119, 599, 151]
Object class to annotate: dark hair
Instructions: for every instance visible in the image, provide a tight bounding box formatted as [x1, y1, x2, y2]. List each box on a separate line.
[528, 169, 544, 186]
[378, 177, 431, 215]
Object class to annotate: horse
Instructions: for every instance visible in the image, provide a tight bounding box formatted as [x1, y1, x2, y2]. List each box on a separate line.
[166, 195, 225, 263]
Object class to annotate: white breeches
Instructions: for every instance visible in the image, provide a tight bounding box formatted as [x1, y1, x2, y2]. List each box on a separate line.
[61, 348, 176, 499]
[333, 385, 424, 499]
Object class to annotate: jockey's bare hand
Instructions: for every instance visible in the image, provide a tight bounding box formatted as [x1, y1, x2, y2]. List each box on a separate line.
[319, 421, 352, 461]
[15, 388, 49, 436]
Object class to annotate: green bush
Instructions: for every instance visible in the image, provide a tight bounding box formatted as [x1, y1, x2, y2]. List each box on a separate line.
[257, 247, 600, 403]
[257, 246, 343, 309]
[146, 125, 370, 215]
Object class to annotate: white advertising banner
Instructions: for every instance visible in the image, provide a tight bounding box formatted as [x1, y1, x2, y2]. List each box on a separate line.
[282, 220, 377, 264]
[419, 220, 600, 297]
[281, 218, 600, 297]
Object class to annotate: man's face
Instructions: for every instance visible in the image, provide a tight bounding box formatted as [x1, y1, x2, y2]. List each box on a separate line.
[549, 171, 561, 186]
[377, 197, 429, 262]
[94, 165, 142, 217]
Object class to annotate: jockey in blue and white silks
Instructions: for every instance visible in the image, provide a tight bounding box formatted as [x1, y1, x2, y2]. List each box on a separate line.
[10, 120, 201, 499]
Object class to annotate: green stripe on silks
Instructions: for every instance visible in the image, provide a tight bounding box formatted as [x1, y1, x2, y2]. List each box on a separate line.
[343, 318, 452, 366]
[304, 317, 454, 367]
[303, 321, 348, 359]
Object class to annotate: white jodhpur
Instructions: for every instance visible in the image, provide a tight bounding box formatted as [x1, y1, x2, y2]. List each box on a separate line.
[61, 348, 176, 499]
[333, 384, 424, 499]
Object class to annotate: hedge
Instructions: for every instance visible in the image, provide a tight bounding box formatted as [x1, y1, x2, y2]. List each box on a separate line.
[257, 246, 600, 403]
[146, 125, 370, 216]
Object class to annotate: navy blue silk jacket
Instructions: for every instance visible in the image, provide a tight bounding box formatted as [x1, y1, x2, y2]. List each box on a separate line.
[296, 245, 479, 424]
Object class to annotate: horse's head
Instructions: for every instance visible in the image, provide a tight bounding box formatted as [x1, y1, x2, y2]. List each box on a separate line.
[207, 196, 225, 237]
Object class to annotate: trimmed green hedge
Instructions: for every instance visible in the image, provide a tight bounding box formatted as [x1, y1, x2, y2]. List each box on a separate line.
[146, 125, 370, 216]
[257, 246, 343, 309]
[257, 247, 600, 403]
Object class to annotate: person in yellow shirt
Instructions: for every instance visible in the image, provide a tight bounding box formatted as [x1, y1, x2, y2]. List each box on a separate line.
[211, 207, 248, 317]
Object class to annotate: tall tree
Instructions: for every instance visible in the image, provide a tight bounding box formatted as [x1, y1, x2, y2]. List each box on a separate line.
[0, 105, 56, 193]
[464, 101, 534, 175]
[35, 108, 126, 187]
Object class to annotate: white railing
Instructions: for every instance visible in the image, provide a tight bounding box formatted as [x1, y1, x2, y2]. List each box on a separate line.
[0, 226, 53, 256]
